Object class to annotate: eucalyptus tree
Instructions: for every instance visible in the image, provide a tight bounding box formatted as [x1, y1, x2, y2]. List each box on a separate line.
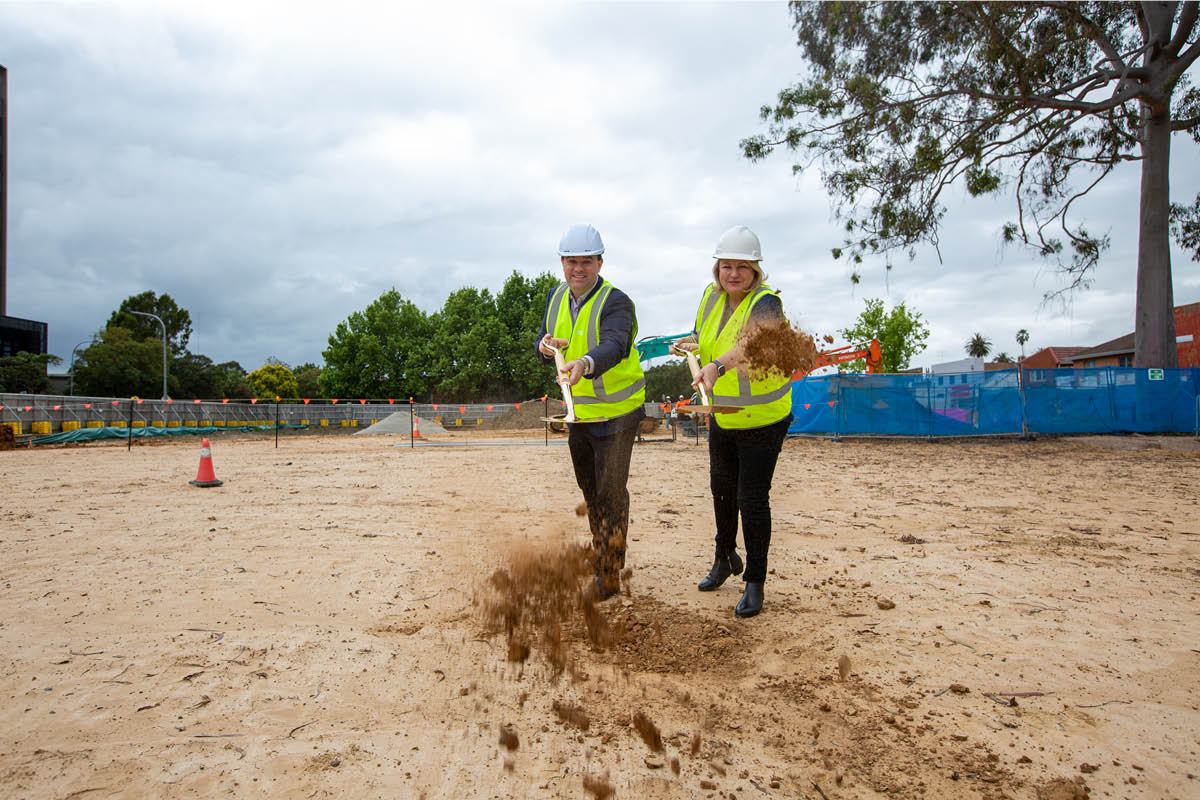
[744, 2, 1200, 367]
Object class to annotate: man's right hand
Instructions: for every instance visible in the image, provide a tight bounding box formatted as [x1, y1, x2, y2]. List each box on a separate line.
[540, 335, 569, 357]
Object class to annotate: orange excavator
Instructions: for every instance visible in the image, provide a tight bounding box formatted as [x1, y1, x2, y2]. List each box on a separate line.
[791, 338, 882, 381]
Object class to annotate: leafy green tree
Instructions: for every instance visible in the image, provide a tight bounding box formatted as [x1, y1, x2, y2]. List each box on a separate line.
[320, 288, 435, 400]
[428, 287, 508, 401]
[965, 333, 993, 359]
[293, 362, 322, 398]
[495, 271, 562, 400]
[994, 352, 1014, 363]
[743, 1, 1200, 368]
[643, 359, 693, 403]
[73, 327, 163, 397]
[213, 361, 249, 399]
[838, 298, 930, 373]
[0, 352, 61, 393]
[107, 291, 193, 355]
[247, 363, 300, 400]
[170, 353, 220, 399]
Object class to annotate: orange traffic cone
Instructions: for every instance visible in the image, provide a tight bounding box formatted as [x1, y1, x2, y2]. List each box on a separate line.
[190, 438, 224, 487]
[413, 414, 421, 439]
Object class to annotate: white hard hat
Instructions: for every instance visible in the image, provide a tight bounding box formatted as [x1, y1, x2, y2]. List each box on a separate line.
[713, 225, 762, 261]
[558, 224, 605, 257]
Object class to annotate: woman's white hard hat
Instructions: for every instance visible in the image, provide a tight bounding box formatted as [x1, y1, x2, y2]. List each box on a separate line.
[713, 225, 762, 261]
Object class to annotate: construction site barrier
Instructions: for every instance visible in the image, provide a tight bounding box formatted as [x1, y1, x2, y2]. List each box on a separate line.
[790, 367, 1200, 438]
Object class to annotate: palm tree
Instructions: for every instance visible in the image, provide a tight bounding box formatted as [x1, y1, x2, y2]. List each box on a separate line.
[1015, 328, 1030, 361]
[965, 333, 992, 359]
[995, 352, 1013, 363]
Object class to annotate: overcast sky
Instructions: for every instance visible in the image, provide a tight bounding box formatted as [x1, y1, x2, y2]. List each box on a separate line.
[3, 1, 1198, 375]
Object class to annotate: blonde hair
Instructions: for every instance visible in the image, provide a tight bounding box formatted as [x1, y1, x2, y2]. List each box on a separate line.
[711, 259, 765, 293]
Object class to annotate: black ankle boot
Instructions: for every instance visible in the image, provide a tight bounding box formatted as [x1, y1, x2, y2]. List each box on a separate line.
[735, 582, 764, 618]
[698, 550, 744, 591]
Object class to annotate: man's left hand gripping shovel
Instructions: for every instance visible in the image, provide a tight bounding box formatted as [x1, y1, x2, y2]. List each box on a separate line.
[546, 341, 578, 423]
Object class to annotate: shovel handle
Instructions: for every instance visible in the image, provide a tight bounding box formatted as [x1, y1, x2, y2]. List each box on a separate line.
[546, 341, 577, 422]
[682, 349, 712, 407]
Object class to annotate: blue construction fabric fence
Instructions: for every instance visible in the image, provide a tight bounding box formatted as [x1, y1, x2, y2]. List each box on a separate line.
[789, 367, 1200, 437]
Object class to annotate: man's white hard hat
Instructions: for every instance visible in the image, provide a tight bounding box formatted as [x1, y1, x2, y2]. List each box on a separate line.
[558, 224, 605, 257]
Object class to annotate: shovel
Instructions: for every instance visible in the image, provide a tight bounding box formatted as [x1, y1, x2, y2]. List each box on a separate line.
[541, 341, 615, 424]
[673, 346, 742, 415]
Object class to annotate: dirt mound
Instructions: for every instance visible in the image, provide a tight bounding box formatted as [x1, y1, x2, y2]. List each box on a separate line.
[0, 424, 14, 450]
[740, 318, 818, 379]
[478, 399, 566, 430]
[579, 594, 753, 676]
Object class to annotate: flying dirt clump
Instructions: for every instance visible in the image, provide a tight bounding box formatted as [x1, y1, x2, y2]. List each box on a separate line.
[552, 699, 591, 731]
[739, 318, 818, 379]
[478, 541, 613, 675]
[633, 711, 664, 752]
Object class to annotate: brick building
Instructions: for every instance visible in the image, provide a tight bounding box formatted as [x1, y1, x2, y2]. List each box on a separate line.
[1070, 301, 1200, 369]
[1019, 346, 1088, 369]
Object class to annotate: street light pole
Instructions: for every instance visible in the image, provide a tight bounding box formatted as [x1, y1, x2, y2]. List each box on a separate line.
[68, 337, 94, 396]
[129, 310, 168, 400]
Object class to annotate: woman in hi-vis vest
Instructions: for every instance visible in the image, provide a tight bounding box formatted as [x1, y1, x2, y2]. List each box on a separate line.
[675, 226, 793, 618]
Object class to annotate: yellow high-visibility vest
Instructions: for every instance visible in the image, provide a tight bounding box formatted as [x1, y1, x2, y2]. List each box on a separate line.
[695, 282, 792, 430]
[545, 279, 646, 421]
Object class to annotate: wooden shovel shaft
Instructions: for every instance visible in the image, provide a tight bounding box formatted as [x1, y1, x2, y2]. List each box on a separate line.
[551, 345, 577, 422]
[683, 350, 712, 407]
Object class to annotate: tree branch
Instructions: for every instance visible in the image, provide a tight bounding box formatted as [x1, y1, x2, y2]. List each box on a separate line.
[1165, 1, 1199, 57]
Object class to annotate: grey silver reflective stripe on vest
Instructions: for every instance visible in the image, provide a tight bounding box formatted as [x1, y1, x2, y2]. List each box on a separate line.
[544, 284, 570, 333]
[710, 287, 788, 406]
[574, 282, 646, 404]
[699, 284, 722, 328]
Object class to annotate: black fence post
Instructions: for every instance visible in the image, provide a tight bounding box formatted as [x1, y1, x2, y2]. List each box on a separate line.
[127, 400, 133, 451]
[544, 396, 548, 446]
[410, 397, 414, 449]
[275, 400, 280, 448]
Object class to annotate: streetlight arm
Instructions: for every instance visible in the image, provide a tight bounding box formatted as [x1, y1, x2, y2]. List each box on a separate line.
[129, 310, 169, 400]
[68, 337, 95, 396]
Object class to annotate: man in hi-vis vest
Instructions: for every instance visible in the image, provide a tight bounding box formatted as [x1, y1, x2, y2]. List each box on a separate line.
[536, 224, 646, 602]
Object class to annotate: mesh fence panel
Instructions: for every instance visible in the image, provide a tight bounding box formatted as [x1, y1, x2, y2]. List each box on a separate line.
[789, 368, 1200, 437]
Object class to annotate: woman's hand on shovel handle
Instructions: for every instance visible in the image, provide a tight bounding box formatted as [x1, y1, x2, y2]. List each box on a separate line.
[693, 361, 719, 396]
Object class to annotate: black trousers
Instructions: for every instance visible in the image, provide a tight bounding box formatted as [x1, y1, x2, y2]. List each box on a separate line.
[708, 415, 791, 583]
[568, 423, 637, 585]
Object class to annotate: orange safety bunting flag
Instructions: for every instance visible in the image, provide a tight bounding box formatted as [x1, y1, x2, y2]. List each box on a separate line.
[85, 403, 92, 409]
[166, 398, 173, 404]
[193, 399, 201, 404]
[136, 399, 144, 405]
[111, 400, 120, 406]
[222, 399, 230, 404]
[432, 404, 439, 411]
[487, 405, 493, 411]
[515, 403, 520, 409]
[251, 398, 258, 405]
[331, 399, 339, 404]
[54, 405, 61, 410]
[388, 398, 395, 404]
[303, 399, 310, 404]
[25, 405, 33, 412]
[360, 399, 366, 404]
[458, 406, 465, 413]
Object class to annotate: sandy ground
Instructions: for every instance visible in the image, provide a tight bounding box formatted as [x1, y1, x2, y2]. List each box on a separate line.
[1, 428, 1198, 800]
